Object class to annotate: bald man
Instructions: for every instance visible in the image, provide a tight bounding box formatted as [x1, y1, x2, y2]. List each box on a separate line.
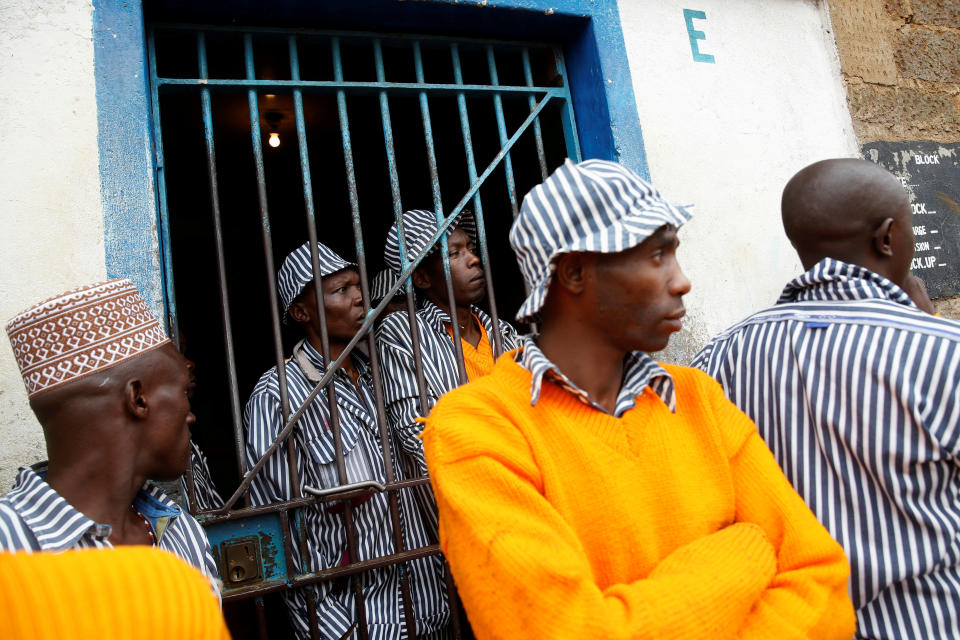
[693, 158, 960, 639]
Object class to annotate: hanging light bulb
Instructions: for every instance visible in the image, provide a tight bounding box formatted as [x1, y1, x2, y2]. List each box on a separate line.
[268, 132, 281, 148]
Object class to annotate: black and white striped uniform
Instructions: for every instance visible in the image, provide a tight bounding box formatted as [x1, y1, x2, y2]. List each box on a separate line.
[244, 341, 449, 639]
[0, 462, 218, 583]
[692, 258, 960, 640]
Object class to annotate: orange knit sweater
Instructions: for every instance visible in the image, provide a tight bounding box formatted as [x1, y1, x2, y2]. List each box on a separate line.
[423, 355, 855, 639]
[0, 547, 230, 639]
[447, 318, 495, 381]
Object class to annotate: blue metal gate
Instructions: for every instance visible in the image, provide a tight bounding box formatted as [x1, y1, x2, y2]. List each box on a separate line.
[147, 22, 580, 639]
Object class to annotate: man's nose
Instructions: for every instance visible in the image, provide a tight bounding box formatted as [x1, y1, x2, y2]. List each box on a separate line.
[671, 264, 692, 296]
[467, 249, 481, 268]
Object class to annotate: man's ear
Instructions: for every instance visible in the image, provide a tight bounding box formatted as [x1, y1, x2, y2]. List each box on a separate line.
[124, 379, 148, 419]
[412, 267, 431, 290]
[288, 299, 311, 325]
[554, 253, 587, 295]
[873, 217, 896, 258]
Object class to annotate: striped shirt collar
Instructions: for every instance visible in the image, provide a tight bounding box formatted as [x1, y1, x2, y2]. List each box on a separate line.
[777, 258, 917, 308]
[295, 337, 372, 380]
[419, 299, 499, 340]
[515, 334, 676, 416]
[6, 462, 181, 550]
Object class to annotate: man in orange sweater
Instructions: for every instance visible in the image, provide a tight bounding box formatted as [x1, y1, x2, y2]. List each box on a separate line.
[422, 159, 856, 639]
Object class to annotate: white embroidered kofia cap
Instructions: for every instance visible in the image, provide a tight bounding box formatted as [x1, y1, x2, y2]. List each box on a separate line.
[510, 158, 693, 323]
[5, 279, 171, 398]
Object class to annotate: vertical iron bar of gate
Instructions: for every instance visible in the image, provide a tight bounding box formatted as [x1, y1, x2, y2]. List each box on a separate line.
[197, 32, 249, 500]
[287, 35, 361, 640]
[372, 40, 432, 420]
[412, 41, 469, 385]
[486, 46, 520, 218]
[375, 39, 459, 638]
[330, 36, 420, 639]
[244, 33, 321, 639]
[522, 48, 549, 182]
[450, 44, 504, 360]
[553, 47, 582, 162]
[146, 29, 179, 344]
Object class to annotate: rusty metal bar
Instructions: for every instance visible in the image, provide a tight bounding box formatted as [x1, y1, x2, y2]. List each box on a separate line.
[245, 34, 322, 640]
[243, 34, 294, 464]
[255, 597, 269, 640]
[155, 77, 563, 96]
[373, 38, 432, 419]
[198, 32, 248, 496]
[522, 48, 549, 182]
[553, 47, 582, 162]
[222, 544, 443, 602]
[486, 46, 520, 218]
[154, 22, 557, 49]
[451, 43, 505, 361]
[413, 40, 469, 385]
[220, 89, 554, 512]
[146, 28, 179, 344]
[332, 35, 418, 639]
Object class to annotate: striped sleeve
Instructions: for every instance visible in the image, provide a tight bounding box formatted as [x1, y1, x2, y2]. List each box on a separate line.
[244, 387, 300, 507]
[377, 318, 432, 476]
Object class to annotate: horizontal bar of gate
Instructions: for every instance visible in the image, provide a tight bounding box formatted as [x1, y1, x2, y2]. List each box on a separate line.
[153, 22, 561, 50]
[219, 87, 557, 512]
[155, 78, 563, 96]
[204, 506, 441, 602]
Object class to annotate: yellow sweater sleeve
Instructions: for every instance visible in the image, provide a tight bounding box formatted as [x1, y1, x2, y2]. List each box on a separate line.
[700, 372, 856, 639]
[426, 397, 780, 640]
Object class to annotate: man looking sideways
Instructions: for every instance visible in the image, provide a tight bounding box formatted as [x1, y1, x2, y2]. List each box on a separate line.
[422, 159, 855, 639]
[0, 279, 217, 582]
[377, 209, 518, 479]
[244, 241, 448, 639]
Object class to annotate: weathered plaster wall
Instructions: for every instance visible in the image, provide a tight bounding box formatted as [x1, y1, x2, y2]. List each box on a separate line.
[828, 0, 960, 316]
[0, 0, 105, 490]
[617, 0, 859, 363]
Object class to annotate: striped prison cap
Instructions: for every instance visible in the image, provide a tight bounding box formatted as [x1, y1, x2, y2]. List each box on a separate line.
[371, 268, 400, 307]
[510, 158, 693, 323]
[278, 241, 356, 322]
[5, 279, 171, 398]
[383, 209, 477, 276]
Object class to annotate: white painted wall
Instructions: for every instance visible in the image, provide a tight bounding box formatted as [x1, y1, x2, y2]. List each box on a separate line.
[618, 0, 859, 363]
[0, 0, 105, 490]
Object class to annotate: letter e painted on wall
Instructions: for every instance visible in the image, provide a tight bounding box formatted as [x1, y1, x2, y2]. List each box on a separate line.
[683, 9, 715, 64]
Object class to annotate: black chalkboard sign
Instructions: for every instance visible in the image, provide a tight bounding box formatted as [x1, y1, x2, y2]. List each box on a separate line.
[862, 141, 960, 298]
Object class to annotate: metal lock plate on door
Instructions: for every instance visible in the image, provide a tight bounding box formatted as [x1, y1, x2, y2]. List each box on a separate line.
[222, 536, 262, 584]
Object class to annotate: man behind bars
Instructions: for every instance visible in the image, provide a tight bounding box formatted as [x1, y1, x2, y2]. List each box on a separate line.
[243, 241, 449, 639]
[0, 279, 218, 583]
[421, 159, 856, 639]
[692, 158, 960, 639]
[377, 209, 519, 482]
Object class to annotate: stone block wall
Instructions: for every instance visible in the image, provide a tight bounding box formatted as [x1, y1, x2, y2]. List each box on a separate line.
[828, 0, 960, 314]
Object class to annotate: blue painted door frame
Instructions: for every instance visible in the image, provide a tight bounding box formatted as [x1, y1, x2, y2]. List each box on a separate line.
[92, 0, 649, 320]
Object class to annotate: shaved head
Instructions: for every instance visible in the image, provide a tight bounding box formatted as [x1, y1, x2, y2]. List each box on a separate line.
[782, 158, 914, 286]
